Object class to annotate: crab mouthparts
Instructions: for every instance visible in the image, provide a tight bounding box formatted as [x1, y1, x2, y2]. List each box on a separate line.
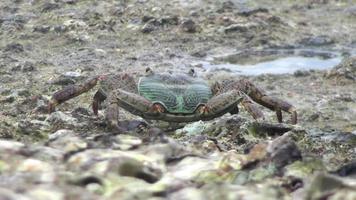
[149, 103, 166, 113]
[197, 105, 210, 115]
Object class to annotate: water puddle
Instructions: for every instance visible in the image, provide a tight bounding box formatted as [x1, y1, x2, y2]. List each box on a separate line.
[200, 49, 346, 75]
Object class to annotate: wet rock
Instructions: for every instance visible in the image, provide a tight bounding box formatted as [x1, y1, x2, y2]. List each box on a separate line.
[48, 129, 87, 152]
[33, 25, 51, 33]
[331, 161, 356, 178]
[66, 31, 91, 43]
[216, 1, 236, 13]
[306, 173, 356, 200]
[0, 95, 15, 103]
[26, 188, 65, 200]
[326, 56, 356, 82]
[17, 89, 31, 97]
[46, 111, 79, 127]
[180, 19, 198, 33]
[17, 119, 49, 139]
[63, 20, 88, 30]
[71, 107, 91, 118]
[41, 2, 61, 12]
[3, 43, 24, 53]
[267, 133, 302, 169]
[300, 35, 334, 46]
[141, 21, 156, 33]
[29, 146, 64, 161]
[0, 188, 29, 200]
[93, 133, 143, 150]
[190, 50, 207, 58]
[169, 187, 205, 200]
[49, 76, 76, 85]
[223, 23, 255, 33]
[175, 121, 206, 136]
[237, 7, 269, 17]
[285, 159, 325, 179]
[293, 70, 311, 77]
[62, 0, 78, 4]
[344, 5, 356, 16]
[66, 149, 163, 183]
[0, 139, 25, 153]
[159, 15, 179, 26]
[11, 61, 37, 72]
[243, 122, 293, 137]
[142, 16, 155, 23]
[53, 25, 67, 33]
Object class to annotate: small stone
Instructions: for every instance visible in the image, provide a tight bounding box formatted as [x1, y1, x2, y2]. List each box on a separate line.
[159, 15, 179, 25]
[41, 2, 60, 12]
[11, 61, 36, 72]
[293, 70, 311, 77]
[48, 129, 87, 152]
[0, 95, 15, 103]
[27, 188, 65, 200]
[46, 111, 78, 126]
[142, 16, 155, 23]
[4, 43, 24, 53]
[237, 7, 269, 17]
[0, 140, 25, 153]
[16, 89, 31, 97]
[267, 133, 302, 169]
[224, 23, 249, 33]
[53, 25, 67, 33]
[63, 19, 87, 30]
[300, 35, 334, 46]
[175, 121, 206, 136]
[63, 71, 81, 78]
[180, 19, 198, 33]
[141, 22, 155, 33]
[190, 50, 207, 58]
[0, 188, 29, 200]
[62, 0, 78, 4]
[17, 158, 53, 173]
[33, 25, 51, 33]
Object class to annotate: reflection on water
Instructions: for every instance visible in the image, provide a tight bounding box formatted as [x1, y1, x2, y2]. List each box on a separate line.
[201, 49, 345, 75]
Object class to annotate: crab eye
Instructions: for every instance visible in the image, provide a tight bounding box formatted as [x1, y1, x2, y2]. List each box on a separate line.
[188, 69, 196, 77]
[145, 67, 154, 75]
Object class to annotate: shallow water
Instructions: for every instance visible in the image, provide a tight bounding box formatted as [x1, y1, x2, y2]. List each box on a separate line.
[202, 49, 345, 75]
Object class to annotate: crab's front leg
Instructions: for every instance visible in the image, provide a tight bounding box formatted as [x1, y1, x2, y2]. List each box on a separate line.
[48, 76, 104, 113]
[237, 79, 297, 124]
[198, 90, 244, 117]
[105, 89, 162, 132]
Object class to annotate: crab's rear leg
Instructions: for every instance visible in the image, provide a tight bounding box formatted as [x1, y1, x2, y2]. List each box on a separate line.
[105, 89, 161, 132]
[240, 95, 265, 120]
[240, 79, 297, 124]
[92, 88, 107, 115]
[48, 76, 102, 113]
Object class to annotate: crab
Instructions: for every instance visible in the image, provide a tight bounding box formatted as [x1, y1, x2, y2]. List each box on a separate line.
[48, 68, 297, 132]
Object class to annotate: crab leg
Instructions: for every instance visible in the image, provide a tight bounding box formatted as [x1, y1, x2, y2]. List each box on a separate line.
[200, 90, 244, 116]
[48, 76, 102, 113]
[92, 88, 107, 115]
[105, 89, 154, 132]
[240, 95, 265, 120]
[239, 79, 297, 124]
